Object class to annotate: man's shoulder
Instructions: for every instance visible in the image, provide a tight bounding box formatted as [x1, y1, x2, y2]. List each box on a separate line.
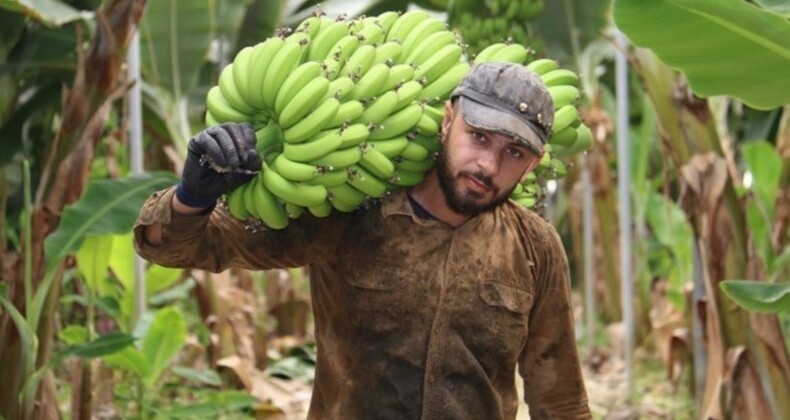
[501, 199, 555, 234]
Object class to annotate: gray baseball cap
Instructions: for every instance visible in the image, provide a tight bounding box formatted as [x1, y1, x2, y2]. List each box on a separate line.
[451, 62, 554, 155]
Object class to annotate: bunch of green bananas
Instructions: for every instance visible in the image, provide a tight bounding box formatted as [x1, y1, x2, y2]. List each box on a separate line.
[473, 43, 593, 208]
[448, 0, 544, 58]
[208, 11, 471, 229]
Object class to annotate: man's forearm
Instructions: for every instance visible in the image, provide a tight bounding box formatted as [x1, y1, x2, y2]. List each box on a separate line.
[143, 194, 210, 246]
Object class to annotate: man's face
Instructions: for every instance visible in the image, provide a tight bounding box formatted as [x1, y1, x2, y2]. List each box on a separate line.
[435, 102, 543, 216]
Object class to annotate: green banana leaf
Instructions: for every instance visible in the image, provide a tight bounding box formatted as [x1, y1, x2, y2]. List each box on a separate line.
[76, 234, 114, 291]
[141, 306, 186, 385]
[534, 0, 611, 64]
[720, 280, 790, 313]
[43, 173, 178, 266]
[0, 0, 83, 26]
[613, 0, 790, 110]
[140, 0, 212, 99]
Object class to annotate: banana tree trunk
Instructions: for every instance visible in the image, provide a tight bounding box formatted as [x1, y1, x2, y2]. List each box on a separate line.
[633, 47, 790, 419]
[0, 1, 147, 418]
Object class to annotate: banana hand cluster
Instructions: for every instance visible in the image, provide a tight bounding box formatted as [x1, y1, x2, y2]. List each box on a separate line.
[210, 11, 465, 229]
[448, 0, 545, 58]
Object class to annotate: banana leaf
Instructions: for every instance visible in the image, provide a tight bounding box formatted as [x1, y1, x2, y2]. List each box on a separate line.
[720, 280, 790, 313]
[43, 173, 177, 266]
[0, 0, 83, 26]
[235, 0, 282, 53]
[141, 306, 186, 385]
[140, 0, 212, 98]
[613, 0, 790, 110]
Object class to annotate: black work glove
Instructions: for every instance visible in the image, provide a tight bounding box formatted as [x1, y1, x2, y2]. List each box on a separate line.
[175, 123, 262, 208]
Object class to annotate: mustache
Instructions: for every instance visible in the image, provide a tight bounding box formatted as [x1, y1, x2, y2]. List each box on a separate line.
[459, 170, 494, 189]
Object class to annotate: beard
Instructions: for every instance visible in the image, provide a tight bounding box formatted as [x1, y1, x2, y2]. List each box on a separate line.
[435, 136, 517, 216]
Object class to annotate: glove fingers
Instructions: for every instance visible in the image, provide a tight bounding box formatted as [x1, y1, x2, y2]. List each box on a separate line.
[224, 123, 259, 170]
[210, 126, 241, 168]
[197, 130, 228, 168]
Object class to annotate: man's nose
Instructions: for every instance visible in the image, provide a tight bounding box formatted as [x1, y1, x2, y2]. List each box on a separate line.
[476, 150, 499, 175]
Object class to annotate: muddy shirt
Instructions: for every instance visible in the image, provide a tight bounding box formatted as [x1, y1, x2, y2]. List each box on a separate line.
[134, 187, 590, 419]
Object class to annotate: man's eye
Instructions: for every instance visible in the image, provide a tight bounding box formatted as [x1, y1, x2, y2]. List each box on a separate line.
[508, 148, 523, 158]
[472, 132, 485, 141]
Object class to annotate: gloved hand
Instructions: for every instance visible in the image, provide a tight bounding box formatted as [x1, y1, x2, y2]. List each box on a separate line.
[175, 123, 262, 208]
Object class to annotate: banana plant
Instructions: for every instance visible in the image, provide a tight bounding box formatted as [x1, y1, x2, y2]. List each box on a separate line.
[615, 1, 790, 417]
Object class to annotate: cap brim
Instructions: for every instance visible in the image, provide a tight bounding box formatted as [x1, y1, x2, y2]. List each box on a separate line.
[458, 96, 545, 155]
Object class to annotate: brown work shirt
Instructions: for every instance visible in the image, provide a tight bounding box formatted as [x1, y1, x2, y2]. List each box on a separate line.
[134, 187, 590, 419]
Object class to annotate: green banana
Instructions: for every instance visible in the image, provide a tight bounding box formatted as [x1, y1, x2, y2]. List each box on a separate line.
[251, 173, 290, 230]
[262, 40, 305, 110]
[348, 164, 388, 198]
[491, 43, 529, 64]
[396, 158, 435, 172]
[285, 202, 304, 219]
[283, 97, 340, 144]
[411, 134, 442, 153]
[328, 100, 364, 127]
[339, 44, 376, 80]
[473, 42, 507, 63]
[356, 90, 399, 124]
[255, 120, 284, 158]
[278, 76, 330, 128]
[405, 31, 457, 65]
[382, 64, 416, 93]
[548, 85, 580, 109]
[274, 61, 324, 116]
[205, 110, 220, 127]
[525, 58, 558, 76]
[247, 38, 285, 109]
[368, 103, 423, 140]
[262, 162, 328, 208]
[551, 104, 578, 134]
[283, 129, 343, 163]
[367, 136, 410, 158]
[413, 43, 463, 84]
[327, 34, 359, 63]
[389, 169, 425, 186]
[323, 76, 354, 101]
[356, 21, 386, 46]
[230, 46, 256, 109]
[418, 61, 470, 103]
[374, 11, 400, 34]
[308, 20, 349, 62]
[206, 86, 252, 123]
[547, 125, 578, 148]
[359, 144, 396, 179]
[339, 123, 370, 148]
[328, 183, 366, 206]
[306, 168, 348, 187]
[385, 10, 430, 43]
[308, 200, 333, 218]
[416, 112, 439, 136]
[400, 17, 446, 59]
[219, 64, 256, 114]
[273, 153, 321, 182]
[400, 139, 430, 161]
[226, 186, 248, 220]
[372, 41, 403, 65]
[394, 80, 424, 111]
[310, 143, 362, 170]
[295, 15, 323, 39]
[350, 63, 390, 101]
[541, 69, 579, 87]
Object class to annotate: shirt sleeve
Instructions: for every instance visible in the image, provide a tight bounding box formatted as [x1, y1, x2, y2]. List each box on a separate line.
[518, 224, 591, 419]
[133, 186, 350, 272]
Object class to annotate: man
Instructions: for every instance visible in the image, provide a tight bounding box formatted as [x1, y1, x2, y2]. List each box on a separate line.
[135, 62, 591, 419]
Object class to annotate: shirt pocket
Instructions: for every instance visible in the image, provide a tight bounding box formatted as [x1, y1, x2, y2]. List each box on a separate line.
[347, 265, 409, 291]
[479, 281, 534, 314]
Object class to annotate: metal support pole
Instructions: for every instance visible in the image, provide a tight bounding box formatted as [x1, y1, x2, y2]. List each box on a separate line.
[582, 157, 595, 351]
[127, 31, 147, 322]
[615, 30, 634, 400]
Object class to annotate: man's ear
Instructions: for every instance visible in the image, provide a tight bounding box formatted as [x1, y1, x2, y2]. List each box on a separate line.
[440, 101, 453, 143]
